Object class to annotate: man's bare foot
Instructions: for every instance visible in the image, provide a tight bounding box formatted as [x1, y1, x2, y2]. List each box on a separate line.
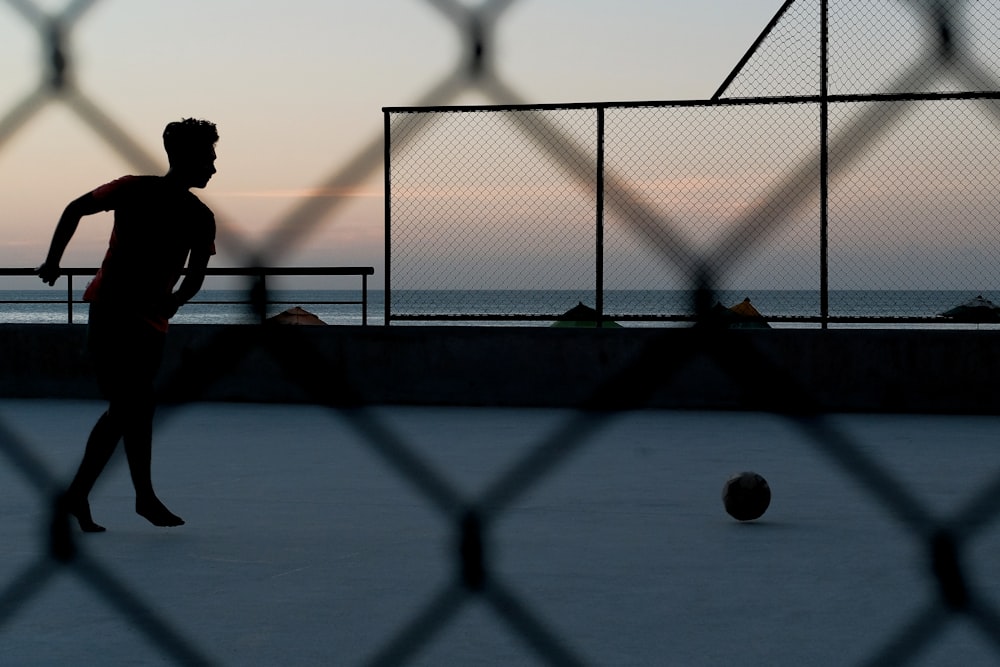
[136, 497, 184, 527]
[62, 495, 106, 533]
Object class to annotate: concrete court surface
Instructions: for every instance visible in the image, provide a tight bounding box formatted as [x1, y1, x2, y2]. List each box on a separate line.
[1, 399, 1000, 666]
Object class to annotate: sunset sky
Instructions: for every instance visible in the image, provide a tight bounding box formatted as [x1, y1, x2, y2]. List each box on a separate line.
[2, 1, 996, 295]
[0, 0, 788, 289]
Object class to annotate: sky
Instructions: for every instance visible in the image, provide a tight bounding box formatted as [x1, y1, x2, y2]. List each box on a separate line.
[0, 0, 789, 290]
[2, 1, 997, 295]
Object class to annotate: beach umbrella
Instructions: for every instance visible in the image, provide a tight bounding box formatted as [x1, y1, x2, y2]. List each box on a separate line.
[551, 301, 622, 328]
[940, 295, 1000, 323]
[266, 306, 327, 326]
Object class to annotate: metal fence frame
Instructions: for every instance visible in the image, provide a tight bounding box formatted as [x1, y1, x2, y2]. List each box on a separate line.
[383, 0, 1000, 327]
[383, 91, 1000, 326]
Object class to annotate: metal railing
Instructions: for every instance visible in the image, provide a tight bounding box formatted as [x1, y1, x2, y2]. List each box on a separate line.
[0, 267, 375, 325]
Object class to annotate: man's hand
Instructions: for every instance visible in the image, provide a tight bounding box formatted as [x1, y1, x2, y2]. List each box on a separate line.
[155, 293, 182, 320]
[36, 262, 61, 286]
[39, 194, 98, 286]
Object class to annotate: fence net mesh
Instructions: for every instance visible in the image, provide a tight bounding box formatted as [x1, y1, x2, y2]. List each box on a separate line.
[3, 0, 1000, 665]
[387, 0, 1000, 322]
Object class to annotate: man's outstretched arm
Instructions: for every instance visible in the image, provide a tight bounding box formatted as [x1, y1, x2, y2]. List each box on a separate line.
[37, 193, 104, 285]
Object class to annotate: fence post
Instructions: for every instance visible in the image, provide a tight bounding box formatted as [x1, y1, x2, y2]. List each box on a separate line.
[384, 110, 393, 327]
[596, 106, 605, 328]
[819, 0, 830, 328]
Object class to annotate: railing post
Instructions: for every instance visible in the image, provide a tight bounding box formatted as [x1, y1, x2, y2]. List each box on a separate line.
[258, 271, 268, 325]
[362, 273, 368, 326]
[67, 274, 73, 323]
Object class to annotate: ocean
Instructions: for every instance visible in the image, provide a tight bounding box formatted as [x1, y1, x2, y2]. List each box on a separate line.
[1, 289, 997, 328]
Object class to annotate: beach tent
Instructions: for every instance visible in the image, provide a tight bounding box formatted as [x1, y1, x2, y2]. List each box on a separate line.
[551, 302, 622, 328]
[266, 306, 327, 326]
[940, 295, 1000, 323]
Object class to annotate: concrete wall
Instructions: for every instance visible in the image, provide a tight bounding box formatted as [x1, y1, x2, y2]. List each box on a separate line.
[1, 324, 998, 413]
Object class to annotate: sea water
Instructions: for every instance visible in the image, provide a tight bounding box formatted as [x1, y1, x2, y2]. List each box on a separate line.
[0, 290, 377, 326]
[1, 289, 997, 328]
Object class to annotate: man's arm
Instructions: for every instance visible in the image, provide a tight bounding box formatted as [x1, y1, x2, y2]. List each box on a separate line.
[164, 247, 213, 318]
[36, 193, 104, 286]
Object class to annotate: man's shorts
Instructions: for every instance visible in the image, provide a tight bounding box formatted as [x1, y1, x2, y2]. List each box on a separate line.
[86, 302, 166, 402]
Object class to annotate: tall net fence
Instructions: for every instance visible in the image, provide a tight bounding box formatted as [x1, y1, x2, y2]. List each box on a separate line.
[387, 0, 1000, 325]
[3, 0, 1000, 665]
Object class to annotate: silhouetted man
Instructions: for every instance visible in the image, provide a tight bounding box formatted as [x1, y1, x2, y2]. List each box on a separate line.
[37, 118, 219, 532]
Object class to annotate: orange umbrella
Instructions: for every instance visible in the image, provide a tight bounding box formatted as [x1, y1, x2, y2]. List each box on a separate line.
[710, 297, 770, 328]
[728, 297, 764, 319]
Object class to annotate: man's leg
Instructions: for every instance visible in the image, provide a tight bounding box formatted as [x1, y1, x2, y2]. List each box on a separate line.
[63, 304, 121, 532]
[62, 410, 120, 532]
[119, 323, 183, 527]
[119, 395, 184, 527]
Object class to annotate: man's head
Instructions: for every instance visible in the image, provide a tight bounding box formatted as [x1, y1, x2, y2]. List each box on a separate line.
[163, 118, 218, 188]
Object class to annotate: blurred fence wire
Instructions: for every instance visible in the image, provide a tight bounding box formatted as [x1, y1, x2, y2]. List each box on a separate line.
[2, 0, 1000, 665]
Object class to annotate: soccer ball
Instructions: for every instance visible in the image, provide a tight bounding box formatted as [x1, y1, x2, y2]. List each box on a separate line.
[722, 471, 771, 521]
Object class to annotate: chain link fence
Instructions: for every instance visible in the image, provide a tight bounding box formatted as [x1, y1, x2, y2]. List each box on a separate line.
[387, 0, 1000, 325]
[4, 0, 1000, 665]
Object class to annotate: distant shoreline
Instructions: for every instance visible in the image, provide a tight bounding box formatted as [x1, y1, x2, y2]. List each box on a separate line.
[1, 288, 998, 328]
